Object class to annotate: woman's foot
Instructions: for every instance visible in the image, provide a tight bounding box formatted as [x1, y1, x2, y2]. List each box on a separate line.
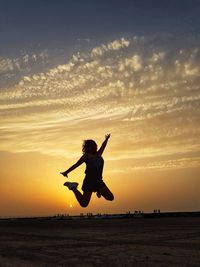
[64, 182, 78, 190]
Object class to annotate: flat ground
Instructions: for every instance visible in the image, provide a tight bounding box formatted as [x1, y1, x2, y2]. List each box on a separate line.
[0, 216, 200, 267]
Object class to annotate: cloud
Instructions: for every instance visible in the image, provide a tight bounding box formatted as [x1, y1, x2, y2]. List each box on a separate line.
[91, 37, 130, 57]
[118, 55, 143, 72]
[0, 35, 200, 171]
[0, 50, 48, 88]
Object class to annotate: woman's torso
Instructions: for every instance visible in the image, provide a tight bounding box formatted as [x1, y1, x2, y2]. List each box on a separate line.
[84, 153, 104, 179]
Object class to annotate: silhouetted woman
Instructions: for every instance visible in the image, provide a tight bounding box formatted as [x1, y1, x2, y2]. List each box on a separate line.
[60, 134, 114, 207]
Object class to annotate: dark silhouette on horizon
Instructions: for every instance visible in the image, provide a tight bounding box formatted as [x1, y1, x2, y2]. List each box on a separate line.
[60, 134, 114, 207]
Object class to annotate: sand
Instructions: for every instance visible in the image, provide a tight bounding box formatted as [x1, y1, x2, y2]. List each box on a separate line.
[0, 216, 200, 266]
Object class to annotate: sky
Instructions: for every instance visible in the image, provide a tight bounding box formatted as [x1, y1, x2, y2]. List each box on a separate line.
[0, 0, 200, 217]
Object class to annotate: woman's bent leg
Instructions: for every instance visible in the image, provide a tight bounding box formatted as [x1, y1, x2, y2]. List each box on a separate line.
[72, 189, 92, 207]
[99, 185, 114, 201]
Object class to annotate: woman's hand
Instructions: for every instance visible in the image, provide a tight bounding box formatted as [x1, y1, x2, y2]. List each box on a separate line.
[105, 133, 111, 140]
[60, 171, 68, 177]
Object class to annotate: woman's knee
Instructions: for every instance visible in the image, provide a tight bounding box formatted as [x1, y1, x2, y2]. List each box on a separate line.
[80, 192, 92, 207]
[80, 201, 89, 208]
[80, 195, 91, 207]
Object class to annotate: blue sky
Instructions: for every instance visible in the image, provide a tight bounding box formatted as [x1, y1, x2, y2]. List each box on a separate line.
[1, 0, 200, 55]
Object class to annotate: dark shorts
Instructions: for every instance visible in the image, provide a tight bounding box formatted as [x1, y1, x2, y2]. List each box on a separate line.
[82, 176, 106, 192]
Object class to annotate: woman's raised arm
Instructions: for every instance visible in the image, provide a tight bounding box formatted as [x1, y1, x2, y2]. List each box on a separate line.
[97, 134, 110, 156]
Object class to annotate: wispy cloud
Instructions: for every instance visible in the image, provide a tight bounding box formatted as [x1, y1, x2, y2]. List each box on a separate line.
[0, 35, 200, 170]
[91, 37, 130, 57]
[0, 50, 48, 88]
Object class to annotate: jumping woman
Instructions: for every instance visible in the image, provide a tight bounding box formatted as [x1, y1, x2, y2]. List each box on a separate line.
[60, 134, 114, 207]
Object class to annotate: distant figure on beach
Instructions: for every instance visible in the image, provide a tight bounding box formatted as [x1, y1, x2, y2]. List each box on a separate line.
[60, 134, 114, 207]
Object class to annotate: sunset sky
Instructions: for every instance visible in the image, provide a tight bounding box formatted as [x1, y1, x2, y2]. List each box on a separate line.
[1, 0, 200, 217]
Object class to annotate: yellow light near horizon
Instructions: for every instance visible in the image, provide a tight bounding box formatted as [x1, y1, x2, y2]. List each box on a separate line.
[69, 204, 73, 208]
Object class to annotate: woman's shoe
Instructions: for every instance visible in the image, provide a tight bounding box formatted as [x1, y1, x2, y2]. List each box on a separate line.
[64, 182, 78, 190]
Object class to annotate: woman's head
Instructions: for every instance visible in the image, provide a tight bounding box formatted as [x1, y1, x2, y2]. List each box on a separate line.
[82, 139, 97, 154]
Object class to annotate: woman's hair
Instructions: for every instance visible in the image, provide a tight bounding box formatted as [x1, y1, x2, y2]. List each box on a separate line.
[82, 139, 97, 154]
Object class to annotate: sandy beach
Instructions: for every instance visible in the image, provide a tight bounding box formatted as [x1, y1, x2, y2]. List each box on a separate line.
[0, 216, 200, 266]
